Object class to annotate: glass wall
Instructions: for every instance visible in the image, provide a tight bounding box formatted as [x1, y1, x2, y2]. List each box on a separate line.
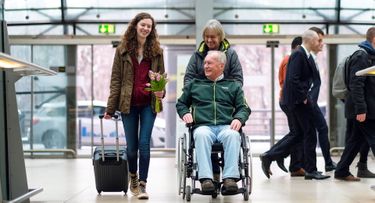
[10, 39, 333, 155]
[12, 45, 67, 150]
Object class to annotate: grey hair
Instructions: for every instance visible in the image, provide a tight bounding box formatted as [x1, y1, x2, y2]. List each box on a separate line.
[202, 19, 225, 41]
[302, 29, 318, 43]
[207, 50, 227, 65]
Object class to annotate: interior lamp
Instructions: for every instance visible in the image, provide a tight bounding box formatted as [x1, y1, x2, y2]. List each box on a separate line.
[355, 66, 375, 76]
[0, 52, 56, 76]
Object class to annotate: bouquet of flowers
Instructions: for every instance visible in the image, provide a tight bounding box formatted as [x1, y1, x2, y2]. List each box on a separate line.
[145, 70, 168, 113]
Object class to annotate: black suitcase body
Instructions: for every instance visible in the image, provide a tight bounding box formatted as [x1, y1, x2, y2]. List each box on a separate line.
[93, 115, 128, 194]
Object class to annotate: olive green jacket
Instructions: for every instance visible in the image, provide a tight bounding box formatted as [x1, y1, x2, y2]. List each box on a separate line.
[106, 47, 165, 114]
[176, 78, 251, 127]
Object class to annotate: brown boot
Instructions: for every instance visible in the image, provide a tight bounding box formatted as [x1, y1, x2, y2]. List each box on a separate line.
[357, 162, 375, 178]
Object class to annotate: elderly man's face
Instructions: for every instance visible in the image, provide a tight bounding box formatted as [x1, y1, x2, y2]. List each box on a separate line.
[204, 53, 224, 81]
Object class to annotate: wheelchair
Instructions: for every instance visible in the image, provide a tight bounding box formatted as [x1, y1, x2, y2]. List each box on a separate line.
[177, 123, 253, 201]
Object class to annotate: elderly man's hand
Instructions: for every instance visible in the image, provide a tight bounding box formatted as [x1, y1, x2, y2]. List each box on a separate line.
[182, 113, 193, 124]
[357, 113, 366, 122]
[230, 119, 242, 131]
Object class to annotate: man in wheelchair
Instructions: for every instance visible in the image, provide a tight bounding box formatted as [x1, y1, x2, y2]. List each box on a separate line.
[176, 50, 251, 194]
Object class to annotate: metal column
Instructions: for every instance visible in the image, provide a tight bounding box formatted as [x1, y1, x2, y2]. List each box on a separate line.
[266, 40, 279, 146]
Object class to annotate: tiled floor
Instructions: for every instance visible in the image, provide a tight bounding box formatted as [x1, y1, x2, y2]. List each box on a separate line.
[25, 155, 375, 203]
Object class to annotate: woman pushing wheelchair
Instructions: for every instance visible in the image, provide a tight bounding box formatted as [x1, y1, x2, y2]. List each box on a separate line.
[176, 50, 251, 195]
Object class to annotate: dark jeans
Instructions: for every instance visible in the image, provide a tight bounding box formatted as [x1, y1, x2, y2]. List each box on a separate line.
[121, 105, 156, 182]
[335, 119, 375, 177]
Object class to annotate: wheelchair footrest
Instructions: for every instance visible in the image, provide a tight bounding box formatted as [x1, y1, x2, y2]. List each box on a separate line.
[192, 188, 218, 196]
[221, 187, 246, 196]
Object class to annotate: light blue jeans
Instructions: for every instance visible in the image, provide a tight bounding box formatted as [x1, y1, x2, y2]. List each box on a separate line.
[193, 125, 241, 180]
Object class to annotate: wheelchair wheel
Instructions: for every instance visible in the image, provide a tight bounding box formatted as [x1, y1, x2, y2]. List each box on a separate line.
[248, 139, 253, 195]
[186, 185, 191, 202]
[178, 136, 186, 196]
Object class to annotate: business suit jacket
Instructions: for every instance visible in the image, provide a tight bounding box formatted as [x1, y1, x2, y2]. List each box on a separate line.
[281, 46, 316, 106]
[309, 56, 321, 103]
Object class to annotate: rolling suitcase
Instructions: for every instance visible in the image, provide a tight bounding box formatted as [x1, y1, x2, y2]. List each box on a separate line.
[93, 114, 128, 194]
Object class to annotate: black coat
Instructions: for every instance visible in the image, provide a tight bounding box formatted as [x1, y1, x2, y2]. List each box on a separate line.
[281, 46, 317, 106]
[345, 43, 375, 119]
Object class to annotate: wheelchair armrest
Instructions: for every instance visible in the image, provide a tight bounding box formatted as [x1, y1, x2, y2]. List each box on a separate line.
[185, 122, 194, 128]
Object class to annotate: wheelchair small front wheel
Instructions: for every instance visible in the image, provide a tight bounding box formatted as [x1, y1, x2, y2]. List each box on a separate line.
[243, 186, 249, 201]
[186, 185, 191, 201]
[212, 191, 218, 198]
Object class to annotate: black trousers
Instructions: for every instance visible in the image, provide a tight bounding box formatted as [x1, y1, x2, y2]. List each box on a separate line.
[265, 103, 317, 173]
[335, 119, 375, 177]
[345, 119, 371, 164]
[289, 102, 333, 170]
[279, 103, 303, 172]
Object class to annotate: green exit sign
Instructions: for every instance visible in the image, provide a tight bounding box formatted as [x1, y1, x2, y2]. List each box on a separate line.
[263, 24, 280, 34]
[99, 24, 116, 34]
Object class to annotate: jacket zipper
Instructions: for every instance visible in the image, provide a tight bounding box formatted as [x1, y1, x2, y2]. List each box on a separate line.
[213, 82, 217, 125]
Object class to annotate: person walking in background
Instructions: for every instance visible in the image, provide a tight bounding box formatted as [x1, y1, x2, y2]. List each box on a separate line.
[305, 27, 337, 173]
[274, 36, 305, 176]
[183, 19, 243, 183]
[260, 30, 330, 180]
[104, 12, 165, 199]
[270, 27, 336, 178]
[176, 51, 250, 194]
[334, 27, 375, 181]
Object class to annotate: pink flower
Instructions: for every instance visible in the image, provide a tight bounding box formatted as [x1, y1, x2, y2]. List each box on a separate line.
[149, 70, 156, 80]
[156, 74, 161, 81]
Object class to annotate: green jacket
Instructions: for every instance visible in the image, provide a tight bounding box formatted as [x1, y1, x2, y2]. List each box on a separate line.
[176, 78, 251, 127]
[106, 47, 165, 114]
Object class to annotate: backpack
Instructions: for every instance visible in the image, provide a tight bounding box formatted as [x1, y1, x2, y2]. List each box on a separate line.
[332, 48, 367, 100]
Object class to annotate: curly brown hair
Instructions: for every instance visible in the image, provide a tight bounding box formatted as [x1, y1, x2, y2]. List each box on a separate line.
[118, 12, 162, 59]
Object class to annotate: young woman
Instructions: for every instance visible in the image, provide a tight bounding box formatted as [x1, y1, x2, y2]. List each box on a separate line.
[104, 12, 165, 199]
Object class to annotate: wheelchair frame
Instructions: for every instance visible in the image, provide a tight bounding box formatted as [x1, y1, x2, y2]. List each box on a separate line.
[177, 124, 253, 201]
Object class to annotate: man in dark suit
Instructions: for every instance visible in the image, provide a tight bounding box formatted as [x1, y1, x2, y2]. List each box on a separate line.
[285, 27, 336, 175]
[260, 29, 330, 180]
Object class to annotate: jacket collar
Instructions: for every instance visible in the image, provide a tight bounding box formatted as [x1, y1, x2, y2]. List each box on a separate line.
[197, 38, 231, 56]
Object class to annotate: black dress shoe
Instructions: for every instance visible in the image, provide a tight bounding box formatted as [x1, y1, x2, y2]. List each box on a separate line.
[276, 158, 288, 173]
[260, 153, 272, 179]
[325, 162, 337, 172]
[305, 171, 330, 180]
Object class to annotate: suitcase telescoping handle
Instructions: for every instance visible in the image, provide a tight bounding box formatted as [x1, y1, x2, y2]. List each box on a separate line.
[99, 114, 120, 162]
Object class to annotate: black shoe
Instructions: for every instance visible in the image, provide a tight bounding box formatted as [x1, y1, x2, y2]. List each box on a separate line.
[260, 153, 272, 179]
[276, 158, 288, 173]
[357, 162, 375, 178]
[305, 171, 330, 180]
[325, 162, 337, 172]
